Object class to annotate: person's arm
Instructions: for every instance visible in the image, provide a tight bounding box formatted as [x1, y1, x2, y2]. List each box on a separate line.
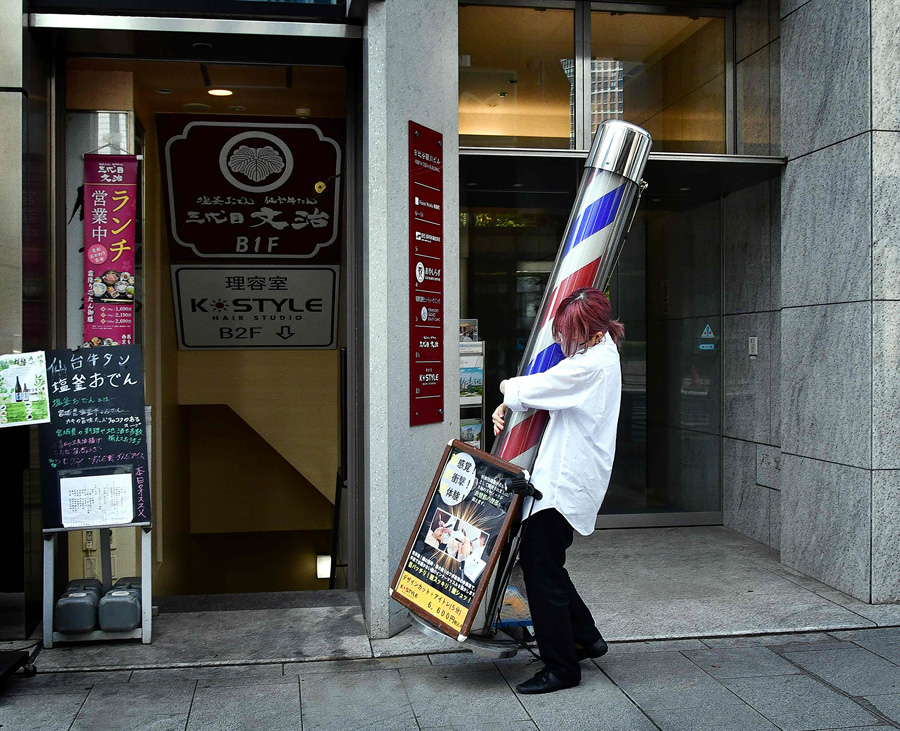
[503, 358, 597, 413]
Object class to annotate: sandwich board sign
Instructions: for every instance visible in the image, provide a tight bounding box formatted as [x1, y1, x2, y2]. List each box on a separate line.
[391, 440, 525, 640]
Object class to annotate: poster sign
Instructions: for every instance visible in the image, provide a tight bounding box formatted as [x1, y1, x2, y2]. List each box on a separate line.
[390, 441, 525, 639]
[459, 343, 484, 407]
[0, 351, 51, 427]
[158, 115, 342, 260]
[59, 468, 134, 528]
[171, 265, 339, 349]
[38, 345, 150, 530]
[409, 122, 444, 426]
[83, 154, 138, 346]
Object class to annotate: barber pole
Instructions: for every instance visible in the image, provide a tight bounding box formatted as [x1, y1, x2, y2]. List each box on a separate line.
[493, 120, 652, 469]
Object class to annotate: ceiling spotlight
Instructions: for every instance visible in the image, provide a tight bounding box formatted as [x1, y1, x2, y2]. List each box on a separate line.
[155, 88, 173, 95]
[183, 102, 212, 111]
[512, 183, 524, 188]
[679, 186, 691, 191]
[487, 103, 498, 108]
[229, 105, 247, 112]
[652, 198, 662, 202]
[508, 79, 518, 84]
[466, 182, 477, 187]
[208, 88, 233, 97]
[498, 91, 508, 97]
[193, 41, 213, 50]
[295, 108, 312, 118]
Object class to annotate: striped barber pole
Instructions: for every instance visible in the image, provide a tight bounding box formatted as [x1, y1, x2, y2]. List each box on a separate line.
[492, 121, 651, 470]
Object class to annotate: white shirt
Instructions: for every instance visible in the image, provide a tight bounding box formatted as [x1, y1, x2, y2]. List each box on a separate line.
[503, 334, 621, 535]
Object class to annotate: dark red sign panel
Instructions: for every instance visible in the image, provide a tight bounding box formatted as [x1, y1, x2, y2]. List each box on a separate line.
[409, 122, 444, 426]
[157, 115, 342, 260]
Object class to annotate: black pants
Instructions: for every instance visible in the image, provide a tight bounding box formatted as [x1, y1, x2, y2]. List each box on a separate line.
[519, 508, 602, 683]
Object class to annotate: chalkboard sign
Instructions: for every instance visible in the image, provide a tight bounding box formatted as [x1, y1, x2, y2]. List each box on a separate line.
[390, 440, 525, 640]
[38, 345, 150, 531]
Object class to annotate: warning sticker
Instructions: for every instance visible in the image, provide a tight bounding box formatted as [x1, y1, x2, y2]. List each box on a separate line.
[701, 324, 715, 339]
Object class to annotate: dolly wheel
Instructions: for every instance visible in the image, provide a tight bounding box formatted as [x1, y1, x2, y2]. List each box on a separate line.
[22, 663, 37, 677]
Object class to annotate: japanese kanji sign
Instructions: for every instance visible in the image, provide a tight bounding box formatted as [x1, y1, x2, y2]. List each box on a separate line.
[38, 345, 151, 530]
[170, 265, 339, 349]
[83, 154, 138, 347]
[390, 441, 525, 640]
[409, 122, 444, 426]
[158, 115, 342, 260]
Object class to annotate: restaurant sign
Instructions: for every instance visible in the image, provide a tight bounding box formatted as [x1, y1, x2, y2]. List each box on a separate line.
[158, 116, 342, 260]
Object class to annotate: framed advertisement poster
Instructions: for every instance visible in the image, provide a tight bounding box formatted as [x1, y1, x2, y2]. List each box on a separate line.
[390, 440, 526, 640]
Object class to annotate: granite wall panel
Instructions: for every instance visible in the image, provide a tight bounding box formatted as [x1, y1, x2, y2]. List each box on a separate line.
[724, 180, 772, 314]
[781, 302, 871, 469]
[724, 437, 770, 545]
[724, 312, 773, 444]
[781, 134, 871, 308]
[873, 132, 900, 301]
[781, 0, 870, 159]
[781, 454, 871, 601]
[874, 301, 900, 470]
[873, 470, 900, 603]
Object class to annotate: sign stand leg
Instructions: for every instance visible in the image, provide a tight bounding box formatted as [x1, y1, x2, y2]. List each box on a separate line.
[100, 529, 113, 593]
[42, 534, 56, 649]
[141, 527, 152, 644]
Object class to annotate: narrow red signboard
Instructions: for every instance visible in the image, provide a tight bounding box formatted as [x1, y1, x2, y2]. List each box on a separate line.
[83, 154, 138, 346]
[408, 122, 444, 426]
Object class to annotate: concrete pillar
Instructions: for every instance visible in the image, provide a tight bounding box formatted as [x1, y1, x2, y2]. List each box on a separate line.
[362, 0, 460, 637]
[780, 0, 900, 602]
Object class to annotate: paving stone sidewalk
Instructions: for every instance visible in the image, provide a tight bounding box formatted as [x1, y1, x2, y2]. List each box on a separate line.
[5, 627, 900, 730]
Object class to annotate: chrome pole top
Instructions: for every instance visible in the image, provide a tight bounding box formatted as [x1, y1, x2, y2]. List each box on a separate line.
[585, 120, 652, 185]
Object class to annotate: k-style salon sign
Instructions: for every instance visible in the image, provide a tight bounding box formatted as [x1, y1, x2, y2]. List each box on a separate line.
[157, 115, 343, 260]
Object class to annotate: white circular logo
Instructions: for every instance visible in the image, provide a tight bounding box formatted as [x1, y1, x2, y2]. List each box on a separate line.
[415, 262, 425, 283]
[439, 452, 476, 506]
[421, 307, 428, 321]
[219, 131, 294, 193]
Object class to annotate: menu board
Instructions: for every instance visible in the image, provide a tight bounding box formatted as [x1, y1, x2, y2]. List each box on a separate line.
[38, 345, 150, 530]
[408, 121, 444, 426]
[390, 441, 524, 640]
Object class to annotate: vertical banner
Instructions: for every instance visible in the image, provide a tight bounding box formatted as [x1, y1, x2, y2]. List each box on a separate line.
[83, 154, 138, 347]
[409, 122, 444, 426]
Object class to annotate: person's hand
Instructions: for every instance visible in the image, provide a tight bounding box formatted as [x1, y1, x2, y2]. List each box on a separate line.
[458, 538, 472, 561]
[492, 403, 507, 436]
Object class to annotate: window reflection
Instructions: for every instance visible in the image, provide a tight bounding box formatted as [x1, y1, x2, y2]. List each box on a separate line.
[592, 11, 726, 152]
[459, 5, 575, 149]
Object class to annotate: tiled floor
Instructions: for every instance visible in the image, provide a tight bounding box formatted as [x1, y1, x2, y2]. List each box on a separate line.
[5, 628, 900, 730]
[5, 527, 900, 728]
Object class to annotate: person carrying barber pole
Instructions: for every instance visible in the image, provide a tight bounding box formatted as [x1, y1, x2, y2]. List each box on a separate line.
[492, 286, 623, 695]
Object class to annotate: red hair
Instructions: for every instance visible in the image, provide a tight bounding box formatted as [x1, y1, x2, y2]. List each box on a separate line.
[551, 287, 624, 357]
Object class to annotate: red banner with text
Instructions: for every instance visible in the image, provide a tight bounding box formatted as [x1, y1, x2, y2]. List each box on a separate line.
[83, 154, 138, 347]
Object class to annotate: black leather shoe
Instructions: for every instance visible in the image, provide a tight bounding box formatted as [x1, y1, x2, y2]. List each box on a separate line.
[515, 668, 579, 695]
[575, 636, 609, 662]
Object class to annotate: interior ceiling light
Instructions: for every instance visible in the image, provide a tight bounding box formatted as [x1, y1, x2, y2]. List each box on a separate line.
[229, 105, 247, 112]
[679, 187, 691, 191]
[208, 89, 233, 97]
[498, 91, 508, 97]
[183, 102, 212, 111]
[466, 182, 477, 187]
[512, 183, 524, 188]
[155, 88, 173, 95]
[193, 42, 213, 50]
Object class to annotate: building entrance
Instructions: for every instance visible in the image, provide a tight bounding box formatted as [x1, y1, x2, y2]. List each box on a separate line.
[460, 152, 724, 527]
[58, 52, 352, 596]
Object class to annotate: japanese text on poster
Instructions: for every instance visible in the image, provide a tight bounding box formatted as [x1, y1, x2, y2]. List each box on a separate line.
[83, 154, 138, 347]
[391, 443, 523, 638]
[60, 471, 134, 528]
[0, 351, 50, 427]
[38, 345, 151, 530]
